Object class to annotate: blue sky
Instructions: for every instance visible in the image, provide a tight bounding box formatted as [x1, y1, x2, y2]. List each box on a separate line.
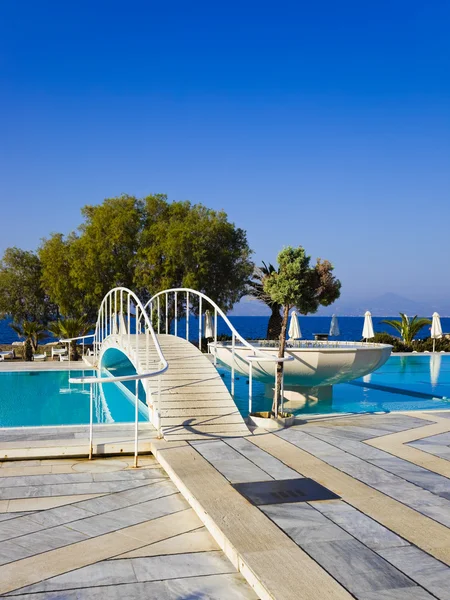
[1, 1, 449, 304]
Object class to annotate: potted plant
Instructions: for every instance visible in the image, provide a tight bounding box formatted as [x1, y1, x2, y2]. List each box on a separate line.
[248, 246, 341, 428]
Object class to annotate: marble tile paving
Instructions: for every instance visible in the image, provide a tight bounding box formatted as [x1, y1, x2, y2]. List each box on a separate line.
[0, 454, 257, 599]
[193, 411, 450, 599]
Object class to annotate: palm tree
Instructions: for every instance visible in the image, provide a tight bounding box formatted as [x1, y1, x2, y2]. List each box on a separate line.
[248, 262, 282, 340]
[48, 316, 94, 361]
[381, 313, 431, 346]
[10, 321, 47, 361]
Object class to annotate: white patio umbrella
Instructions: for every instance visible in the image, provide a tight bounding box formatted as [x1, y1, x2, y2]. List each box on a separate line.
[288, 311, 301, 340]
[431, 312, 443, 353]
[204, 310, 214, 338]
[329, 314, 340, 337]
[362, 311, 374, 341]
[430, 352, 441, 387]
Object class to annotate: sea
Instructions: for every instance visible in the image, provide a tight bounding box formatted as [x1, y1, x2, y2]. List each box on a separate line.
[1, 315, 448, 344]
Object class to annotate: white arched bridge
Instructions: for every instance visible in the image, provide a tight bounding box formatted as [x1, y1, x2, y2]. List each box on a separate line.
[64, 287, 287, 462]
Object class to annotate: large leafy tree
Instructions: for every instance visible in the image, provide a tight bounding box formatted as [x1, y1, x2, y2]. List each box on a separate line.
[381, 313, 431, 345]
[39, 196, 144, 318]
[0, 248, 54, 323]
[39, 233, 85, 318]
[35, 194, 253, 322]
[263, 246, 341, 414]
[136, 195, 253, 317]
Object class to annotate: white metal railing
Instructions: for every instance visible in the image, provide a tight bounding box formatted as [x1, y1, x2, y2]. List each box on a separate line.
[144, 288, 293, 417]
[61, 287, 168, 466]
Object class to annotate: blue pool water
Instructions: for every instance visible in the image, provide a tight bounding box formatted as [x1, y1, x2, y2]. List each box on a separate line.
[0, 355, 449, 427]
[0, 369, 148, 428]
[218, 354, 450, 417]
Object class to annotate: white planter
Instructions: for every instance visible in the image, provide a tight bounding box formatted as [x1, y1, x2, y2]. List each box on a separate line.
[247, 412, 295, 430]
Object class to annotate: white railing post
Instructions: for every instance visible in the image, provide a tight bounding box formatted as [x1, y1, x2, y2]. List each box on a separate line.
[281, 368, 284, 416]
[274, 369, 278, 419]
[249, 361, 253, 415]
[231, 332, 235, 396]
[174, 292, 178, 337]
[214, 307, 218, 366]
[157, 296, 160, 334]
[134, 378, 139, 468]
[158, 368, 162, 438]
[89, 384, 94, 460]
[146, 325, 149, 370]
[135, 305, 139, 365]
[186, 292, 190, 340]
[127, 293, 131, 350]
[165, 292, 169, 334]
[198, 296, 202, 350]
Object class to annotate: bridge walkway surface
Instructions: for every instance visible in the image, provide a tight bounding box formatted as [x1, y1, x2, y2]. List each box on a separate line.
[126, 334, 250, 441]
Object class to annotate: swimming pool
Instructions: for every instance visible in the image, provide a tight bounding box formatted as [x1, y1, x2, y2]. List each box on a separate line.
[1, 354, 449, 427]
[0, 369, 148, 428]
[218, 354, 450, 417]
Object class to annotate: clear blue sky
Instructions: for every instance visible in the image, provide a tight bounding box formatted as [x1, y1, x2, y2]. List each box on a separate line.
[1, 1, 449, 303]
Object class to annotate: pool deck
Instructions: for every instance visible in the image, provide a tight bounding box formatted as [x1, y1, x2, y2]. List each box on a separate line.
[0, 410, 449, 599]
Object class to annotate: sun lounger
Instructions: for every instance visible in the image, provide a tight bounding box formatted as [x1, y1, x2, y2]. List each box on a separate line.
[0, 350, 15, 361]
[33, 353, 47, 361]
[52, 347, 68, 359]
[59, 354, 70, 362]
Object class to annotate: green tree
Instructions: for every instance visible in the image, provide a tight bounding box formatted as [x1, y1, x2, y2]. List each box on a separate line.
[69, 195, 144, 313]
[0, 248, 53, 324]
[381, 313, 431, 345]
[10, 321, 47, 361]
[136, 195, 253, 318]
[263, 246, 341, 414]
[39, 233, 85, 317]
[248, 262, 283, 340]
[48, 316, 94, 361]
[39, 194, 253, 321]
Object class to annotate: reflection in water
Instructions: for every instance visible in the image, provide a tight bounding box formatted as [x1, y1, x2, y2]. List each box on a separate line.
[430, 353, 442, 388]
[362, 373, 372, 384]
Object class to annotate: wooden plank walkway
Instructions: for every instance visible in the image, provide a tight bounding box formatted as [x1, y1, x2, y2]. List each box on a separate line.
[125, 334, 250, 441]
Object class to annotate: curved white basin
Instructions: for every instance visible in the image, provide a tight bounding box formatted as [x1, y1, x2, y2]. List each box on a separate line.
[210, 341, 392, 387]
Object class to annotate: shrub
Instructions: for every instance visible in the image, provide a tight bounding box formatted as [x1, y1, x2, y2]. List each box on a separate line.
[372, 332, 410, 352]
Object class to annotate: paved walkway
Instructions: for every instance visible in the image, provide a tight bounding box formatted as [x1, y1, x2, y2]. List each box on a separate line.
[153, 411, 450, 600]
[1, 411, 449, 599]
[0, 455, 257, 599]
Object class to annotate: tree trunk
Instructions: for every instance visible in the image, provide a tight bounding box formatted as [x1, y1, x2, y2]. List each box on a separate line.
[266, 304, 282, 340]
[272, 305, 290, 416]
[70, 340, 79, 361]
[24, 339, 33, 362]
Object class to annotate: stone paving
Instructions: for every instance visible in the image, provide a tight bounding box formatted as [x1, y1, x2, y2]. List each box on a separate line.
[0, 411, 449, 599]
[0, 455, 257, 599]
[191, 412, 450, 599]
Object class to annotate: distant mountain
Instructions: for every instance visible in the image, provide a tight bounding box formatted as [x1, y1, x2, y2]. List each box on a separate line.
[229, 293, 450, 317]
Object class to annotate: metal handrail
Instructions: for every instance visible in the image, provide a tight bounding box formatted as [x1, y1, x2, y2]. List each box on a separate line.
[61, 287, 169, 466]
[144, 287, 293, 417]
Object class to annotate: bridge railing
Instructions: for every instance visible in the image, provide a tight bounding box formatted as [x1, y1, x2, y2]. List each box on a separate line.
[144, 288, 293, 416]
[61, 287, 168, 465]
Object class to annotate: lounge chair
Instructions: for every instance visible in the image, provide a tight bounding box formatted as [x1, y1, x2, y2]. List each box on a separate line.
[0, 350, 15, 361]
[33, 353, 47, 362]
[59, 354, 70, 362]
[52, 347, 68, 360]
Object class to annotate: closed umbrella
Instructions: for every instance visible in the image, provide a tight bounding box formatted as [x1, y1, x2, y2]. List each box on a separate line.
[288, 311, 301, 340]
[204, 310, 214, 338]
[431, 312, 443, 353]
[329, 314, 340, 337]
[362, 311, 374, 341]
